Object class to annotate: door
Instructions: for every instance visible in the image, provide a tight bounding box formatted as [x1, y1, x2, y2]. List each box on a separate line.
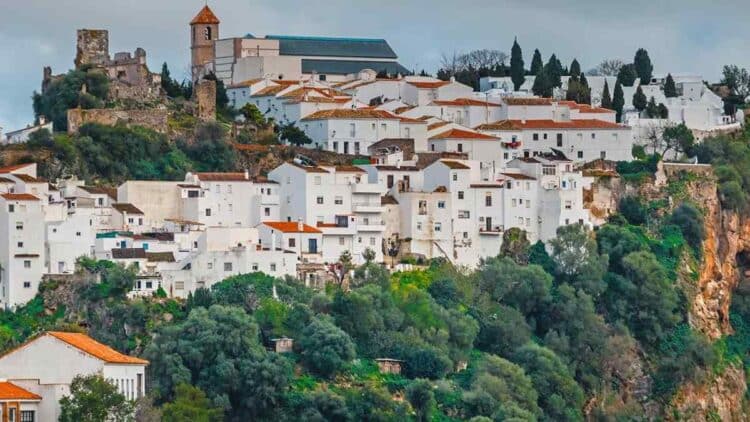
[486, 217, 492, 231]
[343, 142, 349, 154]
[308, 239, 318, 254]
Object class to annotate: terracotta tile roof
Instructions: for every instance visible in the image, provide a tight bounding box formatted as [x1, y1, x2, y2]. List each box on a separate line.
[393, 105, 416, 114]
[251, 85, 287, 97]
[381, 195, 399, 205]
[407, 80, 451, 89]
[196, 172, 251, 182]
[190, 5, 220, 25]
[1, 193, 38, 201]
[146, 252, 176, 263]
[287, 162, 329, 173]
[0, 382, 41, 401]
[0, 163, 34, 174]
[301, 108, 403, 121]
[476, 119, 627, 130]
[274, 79, 307, 86]
[433, 98, 502, 107]
[263, 221, 322, 233]
[13, 174, 45, 183]
[439, 160, 471, 170]
[227, 78, 264, 89]
[502, 97, 554, 106]
[430, 128, 498, 140]
[501, 172, 536, 180]
[333, 165, 366, 173]
[48, 331, 149, 364]
[112, 203, 144, 214]
[427, 121, 450, 131]
[112, 248, 147, 260]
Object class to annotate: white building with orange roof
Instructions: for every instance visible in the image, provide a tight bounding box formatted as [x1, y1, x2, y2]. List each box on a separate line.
[299, 108, 426, 155]
[269, 162, 385, 264]
[0, 381, 41, 422]
[0, 331, 148, 421]
[427, 127, 503, 170]
[401, 77, 474, 106]
[475, 118, 633, 164]
[429, 98, 504, 128]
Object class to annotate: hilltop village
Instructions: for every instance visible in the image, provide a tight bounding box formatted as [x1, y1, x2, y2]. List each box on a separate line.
[0, 4, 750, 421]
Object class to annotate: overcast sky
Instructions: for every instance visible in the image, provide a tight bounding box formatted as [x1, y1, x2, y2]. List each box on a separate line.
[1, 0, 748, 131]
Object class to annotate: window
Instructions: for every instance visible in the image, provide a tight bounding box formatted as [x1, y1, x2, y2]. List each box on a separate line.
[503, 152, 509, 159]
[577, 151, 583, 159]
[431, 144, 435, 151]
[316, 196, 324, 204]
[600, 151, 606, 159]
[175, 281, 185, 290]
[207, 262, 213, 270]
[264, 207, 271, 216]
[8, 204, 13, 213]
[128, 217, 134, 224]
[252, 263, 259, 271]
[332, 142, 338, 152]
[457, 143, 463, 152]
[381, 123, 387, 132]
[15, 222, 23, 230]
[314, 176, 322, 185]
[458, 210, 470, 219]
[270, 263, 277, 271]
[434, 222, 442, 232]
[17, 242, 23, 248]
[565, 200, 572, 210]
[204, 26, 212, 40]
[532, 133, 539, 141]
[334, 196, 343, 205]
[485, 194, 492, 206]
[591, 133, 596, 139]
[542, 165, 556, 175]
[417, 222, 423, 231]
[23, 282, 31, 288]
[543, 133, 548, 140]
[369, 237, 376, 246]
[452, 173, 458, 181]
[145, 281, 153, 289]
[289, 238, 296, 248]
[205, 208, 211, 217]
[349, 123, 356, 137]
[511, 198, 517, 207]
[224, 262, 233, 272]
[339, 237, 345, 246]
[188, 190, 199, 198]
[437, 201, 446, 209]
[387, 175, 394, 188]
[20, 411, 35, 422]
[458, 191, 464, 200]
[23, 260, 31, 268]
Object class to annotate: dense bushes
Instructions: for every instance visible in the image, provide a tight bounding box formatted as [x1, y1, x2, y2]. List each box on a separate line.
[33, 67, 110, 131]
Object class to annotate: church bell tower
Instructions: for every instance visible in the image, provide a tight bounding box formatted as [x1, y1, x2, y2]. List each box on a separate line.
[190, 4, 220, 81]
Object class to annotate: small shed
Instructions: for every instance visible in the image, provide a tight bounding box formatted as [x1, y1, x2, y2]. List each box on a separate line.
[375, 358, 404, 375]
[271, 337, 294, 353]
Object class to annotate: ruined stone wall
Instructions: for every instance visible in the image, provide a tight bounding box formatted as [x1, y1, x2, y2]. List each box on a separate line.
[67, 108, 168, 134]
[75, 29, 109, 68]
[194, 79, 216, 121]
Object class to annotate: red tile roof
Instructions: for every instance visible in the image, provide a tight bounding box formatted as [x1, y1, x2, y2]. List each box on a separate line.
[0, 382, 41, 401]
[407, 81, 451, 89]
[476, 119, 627, 130]
[196, 172, 250, 181]
[439, 160, 471, 170]
[190, 5, 220, 25]
[0, 163, 34, 174]
[1, 193, 38, 201]
[301, 108, 424, 124]
[559, 100, 615, 114]
[502, 97, 554, 106]
[430, 128, 497, 140]
[48, 331, 149, 365]
[427, 121, 450, 131]
[227, 78, 264, 89]
[251, 85, 287, 97]
[112, 203, 144, 214]
[433, 98, 502, 107]
[263, 221, 322, 233]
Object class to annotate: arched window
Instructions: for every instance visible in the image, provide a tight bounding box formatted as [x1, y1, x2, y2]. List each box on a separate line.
[204, 27, 212, 40]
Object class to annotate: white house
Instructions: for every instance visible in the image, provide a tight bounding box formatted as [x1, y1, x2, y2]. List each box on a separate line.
[0, 193, 45, 308]
[0, 331, 148, 422]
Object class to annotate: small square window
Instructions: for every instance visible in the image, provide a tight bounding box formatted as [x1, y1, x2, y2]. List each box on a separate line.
[316, 196, 324, 204]
[23, 282, 31, 288]
[289, 238, 296, 248]
[270, 263, 277, 271]
[458, 191, 464, 200]
[252, 263, 259, 271]
[17, 242, 23, 248]
[23, 260, 31, 268]
[224, 262, 233, 272]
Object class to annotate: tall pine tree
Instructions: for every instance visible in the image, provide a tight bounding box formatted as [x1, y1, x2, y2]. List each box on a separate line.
[613, 81, 625, 122]
[634, 48, 653, 85]
[510, 38, 525, 91]
[664, 73, 678, 98]
[569, 59, 581, 81]
[601, 80, 613, 109]
[530, 49, 543, 76]
[633, 85, 647, 111]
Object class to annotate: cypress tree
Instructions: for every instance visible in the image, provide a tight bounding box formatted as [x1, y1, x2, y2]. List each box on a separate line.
[658, 103, 669, 118]
[633, 85, 647, 112]
[510, 38, 525, 91]
[569, 59, 581, 80]
[616, 64, 638, 87]
[579, 73, 591, 104]
[633, 48, 654, 85]
[530, 49, 543, 76]
[532, 69, 552, 97]
[546, 54, 563, 88]
[664, 73, 678, 98]
[645, 96, 659, 117]
[601, 80, 613, 109]
[613, 81, 625, 122]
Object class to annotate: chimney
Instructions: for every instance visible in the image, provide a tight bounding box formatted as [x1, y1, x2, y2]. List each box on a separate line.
[244, 169, 249, 180]
[297, 218, 304, 232]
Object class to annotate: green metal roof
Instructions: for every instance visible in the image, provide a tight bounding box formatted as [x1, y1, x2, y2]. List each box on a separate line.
[266, 35, 398, 59]
[301, 59, 409, 76]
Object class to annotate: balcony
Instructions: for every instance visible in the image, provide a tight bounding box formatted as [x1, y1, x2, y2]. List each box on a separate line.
[502, 141, 521, 149]
[353, 203, 384, 213]
[479, 226, 504, 235]
[351, 183, 383, 194]
[357, 221, 386, 232]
